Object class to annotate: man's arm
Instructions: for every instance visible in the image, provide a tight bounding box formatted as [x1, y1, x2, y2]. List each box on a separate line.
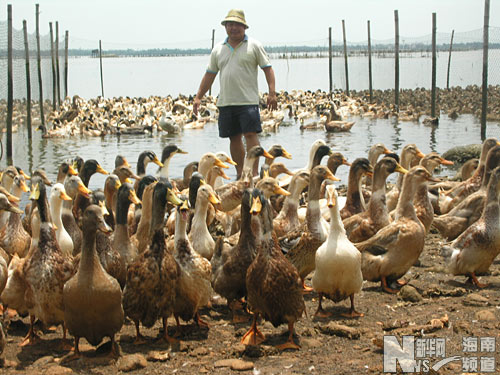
[263, 66, 277, 110]
[193, 72, 217, 116]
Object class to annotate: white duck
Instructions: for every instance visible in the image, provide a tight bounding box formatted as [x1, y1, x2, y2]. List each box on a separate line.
[312, 183, 363, 318]
[49, 183, 74, 257]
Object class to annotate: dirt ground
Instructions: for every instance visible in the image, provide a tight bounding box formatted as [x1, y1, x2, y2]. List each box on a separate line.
[0, 228, 499, 375]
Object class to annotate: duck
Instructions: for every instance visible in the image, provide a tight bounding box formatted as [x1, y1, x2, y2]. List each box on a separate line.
[213, 151, 236, 189]
[112, 165, 140, 184]
[171, 161, 199, 191]
[111, 182, 141, 284]
[63, 176, 91, 255]
[215, 146, 273, 212]
[0, 174, 30, 258]
[343, 157, 407, 243]
[114, 154, 131, 170]
[49, 183, 74, 258]
[131, 176, 158, 254]
[157, 144, 188, 180]
[312, 183, 363, 318]
[322, 109, 355, 132]
[243, 189, 304, 350]
[136, 150, 164, 180]
[437, 137, 500, 214]
[123, 180, 182, 343]
[211, 189, 261, 323]
[340, 158, 374, 220]
[103, 174, 121, 229]
[282, 165, 338, 291]
[273, 170, 310, 238]
[56, 161, 78, 184]
[441, 166, 500, 288]
[327, 152, 351, 175]
[0, 166, 19, 228]
[73, 159, 109, 223]
[22, 176, 75, 346]
[62, 205, 122, 360]
[173, 199, 213, 333]
[198, 152, 229, 180]
[188, 183, 220, 260]
[206, 165, 230, 188]
[386, 144, 425, 212]
[452, 158, 479, 182]
[365, 143, 392, 188]
[432, 145, 500, 240]
[355, 166, 436, 293]
[129, 175, 157, 236]
[414, 152, 454, 233]
[264, 144, 292, 166]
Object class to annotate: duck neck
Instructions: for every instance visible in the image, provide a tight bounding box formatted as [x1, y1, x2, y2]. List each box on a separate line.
[137, 154, 147, 176]
[50, 196, 64, 230]
[395, 175, 420, 221]
[175, 211, 189, 244]
[328, 202, 345, 237]
[158, 156, 173, 179]
[306, 175, 323, 234]
[81, 223, 99, 269]
[275, 179, 305, 222]
[191, 196, 210, 237]
[346, 168, 364, 212]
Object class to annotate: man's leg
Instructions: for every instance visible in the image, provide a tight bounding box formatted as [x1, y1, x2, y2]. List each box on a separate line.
[243, 132, 261, 176]
[229, 134, 244, 179]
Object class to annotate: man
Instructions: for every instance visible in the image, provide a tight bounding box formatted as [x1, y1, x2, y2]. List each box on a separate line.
[193, 9, 277, 179]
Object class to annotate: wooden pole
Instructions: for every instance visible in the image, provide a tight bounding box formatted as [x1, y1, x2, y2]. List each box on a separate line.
[446, 30, 454, 90]
[64, 30, 69, 98]
[36, 4, 45, 127]
[431, 13, 437, 118]
[23, 20, 33, 140]
[394, 10, 400, 111]
[329, 27, 333, 93]
[55, 21, 61, 108]
[209, 29, 215, 96]
[342, 20, 349, 96]
[99, 40, 104, 97]
[49, 22, 56, 110]
[481, 0, 490, 141]
[367, 20, 373, 103]
[6, 4, 13, 163]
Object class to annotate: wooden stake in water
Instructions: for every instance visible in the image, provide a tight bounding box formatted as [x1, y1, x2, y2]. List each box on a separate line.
[446, 30, 454, 90]
[342, 20, 349, 96]
[431, 13, 437, 118]
[394, 10, 399, 111]
[64, 30, 69, 98]
[367, 20, 373, 103]
[36, 4, 45, 127]
[49, 22, 56, 110]
[56, 21, 61, 108]
[23, 20, 32, 140]
[329, 27, 332, 93]
[481, 0, 490, 141]
[7, 4, 13, 163]
[99, 40, 104, 98]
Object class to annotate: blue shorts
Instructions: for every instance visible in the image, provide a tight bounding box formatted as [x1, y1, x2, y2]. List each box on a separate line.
[218, 105, 262, 138]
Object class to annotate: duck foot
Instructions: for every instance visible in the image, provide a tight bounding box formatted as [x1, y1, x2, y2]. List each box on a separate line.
[195, 312, 209, 328]
[468, 273, 488, 289]
[60, 351, 81, 364]
[241, 315, 265, 346]
[133, 334, 147, 345]
[276, 323, 300, 351]
[301, 279, 314, 294]
[314, 308, 332, 319]
[381, 277, 400, 294]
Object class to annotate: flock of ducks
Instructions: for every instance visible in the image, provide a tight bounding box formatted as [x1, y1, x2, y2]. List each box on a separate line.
[0, 134, 499, 358]
[6, 84, 500, 139]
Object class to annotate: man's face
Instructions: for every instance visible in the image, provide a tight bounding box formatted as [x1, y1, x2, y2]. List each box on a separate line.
[225, 21, 245, 42]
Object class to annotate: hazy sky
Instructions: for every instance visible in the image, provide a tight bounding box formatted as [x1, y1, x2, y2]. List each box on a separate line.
[1, 0, 497, 49]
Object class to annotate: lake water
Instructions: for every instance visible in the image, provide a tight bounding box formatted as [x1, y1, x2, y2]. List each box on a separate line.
[1, 113, 498, 200]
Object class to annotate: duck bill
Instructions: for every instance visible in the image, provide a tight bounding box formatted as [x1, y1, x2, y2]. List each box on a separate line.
[96, 165, 109, 175]
[208, 192, 221, 205]
[325, 169, 340, 182]
[262, 150, 274, 160]
[114, 180, 122, 190]
[29, 183, 40, 200]
[426, 175, 442, 183]
[99, 201, 110, 217]
[281, 148, 293, 159]
[124, 177, 133, 184]
[274, 185, 291, 196]
[327, 192, 337, 208]
[20, 180, 30, 193]
[6, 193, 20, 204]
[224, 156, 238, 166]
[8, 205, 24, 214]
[122, 158, 131, 168]
[20, 170, 30, 180]
[343, 159, 352, 167]
[416, 150, 425, 159]
[78, 182, 91, 198]
[153, 157, 164, 168]
[219, 169, 231, 180]
[128, 189, 141, 205]
[60, 191, 72, 201]
[215, 158, 229, 169]
[176, 148, 188, 155]
[365, 171, 374, 178]
[67, 164, 78, 176]
[440, 158, 454, 166]
[250, 196, 262, 215]
[167, 189, 183, 206]
[395, 164, 408, 174]
[383, 147, 393, 155]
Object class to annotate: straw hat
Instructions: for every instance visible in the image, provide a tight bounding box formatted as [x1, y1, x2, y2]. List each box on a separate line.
[221, 9, 249, 29]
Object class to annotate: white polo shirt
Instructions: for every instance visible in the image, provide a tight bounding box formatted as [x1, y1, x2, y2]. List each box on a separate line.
[207, 35, 271, 107]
